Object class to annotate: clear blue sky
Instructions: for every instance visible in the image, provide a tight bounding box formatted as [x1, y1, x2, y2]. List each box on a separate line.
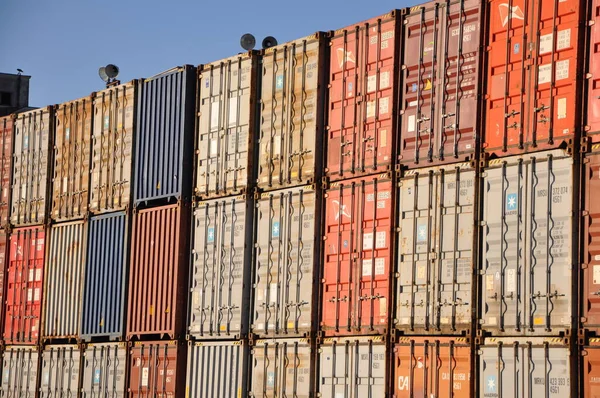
[0, 0, 409, 107]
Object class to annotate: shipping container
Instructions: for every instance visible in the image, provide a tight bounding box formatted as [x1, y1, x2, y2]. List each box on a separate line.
[81, 342, 128, 397]
[134, 66, 196, 206]
[318, 336, 386, 397]
[90, 81, 137, 214]
[393, 336, 473, 398]
[195, 53, 258, 199]
[484, 0, 585, 156]
[0, 116, 13, 227]
[257, 33, 327, 191]
[188, 195, 252, 340]
[81, 212, 128, 341]
[1, 345, 39, 397]
[0, 232, 8, 336]
[395, 163, 476, 335]
[39, 344, 82, 398]
[4, 226, 45, 345]
[478, 337, 575, 397]
[52, 96, 92, 221]
[326, 11, 401, 181]
[250, 338, 312, 398]
[583, 339, 600, 398]
[322, 173, 393, 336]
[128, 340, 185, 398]
[252, 185, 321, 338]
[43, 220, 87, 340]
[587, 0, 600, 142]
[186, 340, 249, 398]
[11, 107, 53, 226]
[399, 0, 483, 167]
[127, 203, 190, 340]
[479, 149, 577, 336]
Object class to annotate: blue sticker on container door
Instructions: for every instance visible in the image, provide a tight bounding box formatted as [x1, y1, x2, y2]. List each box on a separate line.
[207, 227, 215, 243]
[514, 43, 520, 54]
[272, 221, 280, 238]
[205, 78, 210, 88]
[94, 369, 101, 384]
[417, 223, 427, 242]
[411, 83, 418, 92]
[65, 127, 70, 140]
[348, 82, 353, 92]
[3, 369, 9, 383]
[486, 375, 497, 393]
[276, 75, 284, 90]
[506, 193, 517, 211]
[23, 135, 29, 150]
[104, 116, 110, 129]
[267, 371, 275, 388]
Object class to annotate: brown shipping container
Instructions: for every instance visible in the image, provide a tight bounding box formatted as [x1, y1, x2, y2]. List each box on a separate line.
[257, 33, 327, 191]
[583, 150, 600, 334]
[1, 345, 40, 396]
[127, 203, 190, 340]
[0, 116, 13, 227]
[90, 81, 137, 214]
[52, 96, 92, 221]
[0, 231, 8, 335]
[393, 337, 472, 398]
[128, 340, 185, 398]
[39, 344, 82, 397]
[583, 339, 600, 398]
[587, 0, 600, 141]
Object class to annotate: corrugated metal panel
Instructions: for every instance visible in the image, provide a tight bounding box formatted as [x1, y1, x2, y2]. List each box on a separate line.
[480, 149, 576, 335]
[252, 185, 320, 338]
[0, 116, 13, 227]
[0, 232, 8, 336]
[52, 96, 92, 221]
[90, 81, 137, 214]
[583, 340, 600, 397]
[4, 226, 45, 345]
[250, 338, 312, 398]
[395, 163, 476, 335]
[81, 342, 127, 397]
[195, 53, 258, 199]
[257, 34, 327, 191]
[11, 107, 53, 226]
[39, 344, 82, 397]
[186, 340, 248, 398]
[188, 196, 252, 339]
[128, 341, 185, 398]
[127, 203, 190, 340]
[134, 65, 196, 205]
[43, 220, 87, 339]
[318, 336, 386, 397]
[81, 212, 127, 340]
[1, 345, 39, 397]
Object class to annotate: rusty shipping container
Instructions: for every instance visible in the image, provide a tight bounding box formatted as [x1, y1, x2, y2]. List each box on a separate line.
[583, 339, 600, 397]
[322, 173, 393, 336]
[250, 338, 313, 398]
[395, 163, 476, 335]
[11, 107, 53, 226]
[318, 336, 386, 397]
[195, 53, 259, 199]
[326, 11, 401, 181]
[0, 231, 8, 336]
[52, 96, 92, 221]
[484, 0, 586, 156]
[479, 149, 577, 336]
[393, 336, 473, 398]
[0, 116, 13, 227]
[1, 345, 39, 397]
[479, 337, 575, 397]
[587, 0, 600, 142]
[81, 342, 128, 397]
[252, 185, 321, 338]
[39, 344, 82, 398]
[134, 66, 196, 206]
[90, 81, 137, 214]
[188, 195, 253, 340]
[399, 0, 483, 167]
[257, 33, 327, 191]
[4, 226, 45, 345]
[129, 340, 185, 398]
[127, 203, 190, 340]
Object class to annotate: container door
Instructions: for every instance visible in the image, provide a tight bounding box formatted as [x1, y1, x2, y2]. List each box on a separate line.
[81, 343, 127, 397]
[129, 343, 179, 397]
[40, 346, 81, 397]
[1, 347, 39, 396]
[0, 117, 13, 227]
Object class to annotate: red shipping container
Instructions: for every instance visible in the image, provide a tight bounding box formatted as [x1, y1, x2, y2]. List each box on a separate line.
[582, 151, 600, 334]
[127, 204, 190, 340]
[584, 339, 600, 398]
[128, 340, 185, 398]
[0, 117, 12, 227]
[588, 0, 600, 141]
[0, 232, 7, 336]
[4, 226, 45, 345]
[326, 11, 401, 181]
[322, 173, 393, 336]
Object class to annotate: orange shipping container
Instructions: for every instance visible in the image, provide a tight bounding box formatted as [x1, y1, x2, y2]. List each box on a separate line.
[129, 340, 185, 398]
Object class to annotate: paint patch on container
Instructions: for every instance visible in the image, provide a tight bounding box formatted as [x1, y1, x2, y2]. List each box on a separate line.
[594, 265, 600, 284]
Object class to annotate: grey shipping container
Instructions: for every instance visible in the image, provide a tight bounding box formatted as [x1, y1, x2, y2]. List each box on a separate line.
[11, 107, 53, 226]
[257, 33, 327, 191]
[195, 52, 259, 199]
[395, 162, 476, 335]
[250, 338, 312, 398]
[251, 185, 321, 338]
[90, 81, 137, 214]
[81, 342, 127, 397]
[134, 66, 196, 206]
[479, 149, 577, 336]
[318, 336, 386, 398]
[1, 345, 39, 397]
[478, 337, 575, 397]
[188, 195, 253, 339]
[81, 212, 128, 341]
[39, 344, 82, 397]
[186, 340, 249, 398]
[43, 220, 88, 340]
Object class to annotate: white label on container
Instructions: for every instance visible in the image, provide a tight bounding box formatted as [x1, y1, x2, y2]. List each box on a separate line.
[29, 269, 34, 282]
[362, 259, 373, 276]
[273, 137, 281, 156]
[367, 72, 390, 92]
[595, 255, 600, 261]
[539, 33, 553, 55]
[367, 75, 377, 93]
[538, 30, 569, 55]
[210, 139, 218, 157]
[34, 288, 40, 302]
[63, 177, 68, 193]
[228, 97, 238, 126]
[486, 275, 494, 291]
[210, 102, 220, 129]
[538, 64, 551, 84]
[380, 97, 389, 115]
[21, 184, 26, 199]
[538, 60, 569, 84]
[380, 129, 387, 147]
[141, 367, 149, 387]
[375, 258, 385, 275]
[556, 59, 569, 80]
[270, 283, 277, 303]
[363, 233, 374, 250]
[558, 98, 567, 119]
[507, 269, 516, 292]
[408, 115, 416, 132]
[376, 231, 386, 249]
[367, 101, 376, 118]
[27, 288, 33, 302]
[594, 265, 600, 284]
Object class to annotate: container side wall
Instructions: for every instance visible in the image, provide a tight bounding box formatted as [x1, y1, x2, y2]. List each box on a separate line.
[0, 116, 13, 226]
[81, 343, 128, 397]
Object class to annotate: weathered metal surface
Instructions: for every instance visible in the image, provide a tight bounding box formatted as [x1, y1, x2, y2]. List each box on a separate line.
[81, 342, 127, 397]
[39, 344, 82, 398]
[1, 345, 39, 397]
[128, 340, 185, 398]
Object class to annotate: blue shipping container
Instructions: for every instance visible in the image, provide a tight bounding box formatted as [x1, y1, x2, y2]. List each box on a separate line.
[134, 65, 196, 205]
[80, 212, 128, 340]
